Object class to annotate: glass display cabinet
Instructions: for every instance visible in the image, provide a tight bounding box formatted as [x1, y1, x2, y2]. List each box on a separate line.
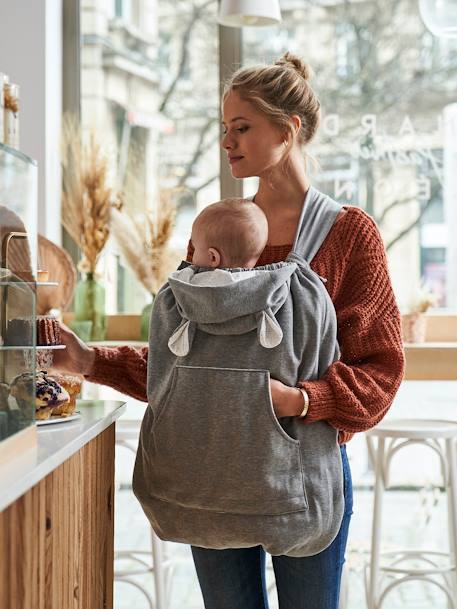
[0, 143, 38, 442]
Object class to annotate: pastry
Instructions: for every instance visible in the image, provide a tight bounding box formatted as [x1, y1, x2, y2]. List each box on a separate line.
[36, 315, 61, 346]
[10, 371, 70, 420]
[5, 317, 34, 346]
[5, 315, 61, 347]
[36, 269, 49, 282]
[47, 373, 82, 416]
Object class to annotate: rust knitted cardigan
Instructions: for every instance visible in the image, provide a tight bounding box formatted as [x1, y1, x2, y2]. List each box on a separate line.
[85, 206, 405, 444]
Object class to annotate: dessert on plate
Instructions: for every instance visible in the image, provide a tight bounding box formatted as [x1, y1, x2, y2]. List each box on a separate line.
[47, 372, 82, 417]
[5, 315, 61, 346]
[10, 370, 70, 420]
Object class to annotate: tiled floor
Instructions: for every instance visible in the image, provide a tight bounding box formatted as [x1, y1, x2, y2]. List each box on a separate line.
[82, 380, 457, 608]
[113, 474, 450, 609]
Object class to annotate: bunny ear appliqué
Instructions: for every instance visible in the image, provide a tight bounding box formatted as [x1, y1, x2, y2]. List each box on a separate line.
[168, 319, 196, 356]
[257, 310, 283, 349]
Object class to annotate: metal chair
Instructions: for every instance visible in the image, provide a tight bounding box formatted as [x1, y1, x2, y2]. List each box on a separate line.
[365, 419, 457, 609]
[114, 419, 178, 609]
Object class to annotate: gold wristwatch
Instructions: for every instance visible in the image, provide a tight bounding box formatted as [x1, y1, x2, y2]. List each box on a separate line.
[296, 387, 309, 419]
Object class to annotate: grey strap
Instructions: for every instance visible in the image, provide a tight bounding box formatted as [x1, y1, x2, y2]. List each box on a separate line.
[291, 186, 342, 263]
[247, 187, 342, 264]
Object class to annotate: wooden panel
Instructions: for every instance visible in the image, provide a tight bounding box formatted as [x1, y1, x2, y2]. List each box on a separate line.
[63, 313, 141, 341]
[0, 425, 115, 609]
[425, 315, 457, 342]
[404, 344, 457, 380]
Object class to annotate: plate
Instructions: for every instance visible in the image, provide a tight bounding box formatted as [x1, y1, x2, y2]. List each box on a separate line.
[36, 411, 81, 426]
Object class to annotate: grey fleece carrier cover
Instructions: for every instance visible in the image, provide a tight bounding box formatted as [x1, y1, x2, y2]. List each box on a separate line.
[133, 187, 345, 557]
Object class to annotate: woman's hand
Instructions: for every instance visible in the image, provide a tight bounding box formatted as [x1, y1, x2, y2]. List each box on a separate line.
[269, 378, 304, 418]
[52, 323, 96, 376]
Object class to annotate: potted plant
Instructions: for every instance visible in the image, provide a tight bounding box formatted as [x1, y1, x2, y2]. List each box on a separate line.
[402, 281, 438, 343]
[110, 189, 179, 341]
[61, 115, 122, 341]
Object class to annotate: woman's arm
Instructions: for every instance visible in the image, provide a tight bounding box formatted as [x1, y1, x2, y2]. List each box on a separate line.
[85, 345, 148, 402]
[300, 209, 405, 433]
[270, 209, 405, 435]
[53, 324, 149, 402]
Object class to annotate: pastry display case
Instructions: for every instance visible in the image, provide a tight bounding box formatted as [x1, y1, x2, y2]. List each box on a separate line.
[0, 143, 54, 443]
[0, 143, 38, 442]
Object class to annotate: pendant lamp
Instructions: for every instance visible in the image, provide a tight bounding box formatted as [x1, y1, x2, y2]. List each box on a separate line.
[218, 0, 282, 27]
[419, 0, 457, 37]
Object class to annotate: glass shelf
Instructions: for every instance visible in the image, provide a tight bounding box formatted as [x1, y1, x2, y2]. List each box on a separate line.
[0, 281, 58, 287]
[0, 345, 66, 351]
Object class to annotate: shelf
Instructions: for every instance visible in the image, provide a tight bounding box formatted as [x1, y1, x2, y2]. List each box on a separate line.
[0, 345, 66, 351]
[404, 342, 457, 380]
[0, 281, 58, 287]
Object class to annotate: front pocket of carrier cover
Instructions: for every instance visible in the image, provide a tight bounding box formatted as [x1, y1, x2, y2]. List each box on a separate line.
[151, 365, 308, 515]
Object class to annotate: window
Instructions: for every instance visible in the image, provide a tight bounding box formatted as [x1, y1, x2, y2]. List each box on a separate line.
[80, 0, 219, 311]
[243, 0, 457, 311]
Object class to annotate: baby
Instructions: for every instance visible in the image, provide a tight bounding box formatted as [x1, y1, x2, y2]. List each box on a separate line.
[190, 197, 268, 270]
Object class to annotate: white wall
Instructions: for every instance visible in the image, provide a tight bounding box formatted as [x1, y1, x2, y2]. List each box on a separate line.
[0, 0, 63, 244]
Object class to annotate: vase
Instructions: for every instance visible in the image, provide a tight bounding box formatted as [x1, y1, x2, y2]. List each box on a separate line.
[73, 272, 107, 341]
[401, 312, 427, 343]
[140, 295, 155, 342]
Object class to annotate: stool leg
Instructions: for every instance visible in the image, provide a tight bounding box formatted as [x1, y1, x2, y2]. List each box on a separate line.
[151, 529, 168, 609]
[446, 438, 457, 609]
[368, 437, 385, 609]
[338, 562, 349, 609]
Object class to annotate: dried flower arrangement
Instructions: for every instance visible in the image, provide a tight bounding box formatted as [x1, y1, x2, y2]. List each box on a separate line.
[110, 188, 180, 296]
[408, 280, 438, 314]
[61, 115, 122, 274]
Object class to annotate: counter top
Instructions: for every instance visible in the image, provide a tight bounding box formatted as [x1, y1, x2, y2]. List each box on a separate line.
[0, 399, 126, 512]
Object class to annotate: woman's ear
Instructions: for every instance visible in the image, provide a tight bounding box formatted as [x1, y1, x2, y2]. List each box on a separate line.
[208, 247, 221, 268]
[289, 115, 301, 138]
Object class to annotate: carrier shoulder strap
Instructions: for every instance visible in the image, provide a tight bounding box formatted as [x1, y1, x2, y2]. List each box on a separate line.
[291, 186, 342, 263]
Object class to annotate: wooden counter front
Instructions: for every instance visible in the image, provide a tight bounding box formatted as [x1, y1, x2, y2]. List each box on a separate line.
[0, 425, 116, 609]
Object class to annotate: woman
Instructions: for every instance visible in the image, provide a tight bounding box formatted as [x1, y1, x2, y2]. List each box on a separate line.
[55, 53, 404, 608]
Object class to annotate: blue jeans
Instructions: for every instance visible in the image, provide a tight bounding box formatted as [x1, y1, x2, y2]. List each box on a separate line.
[191, 445, 353, 609]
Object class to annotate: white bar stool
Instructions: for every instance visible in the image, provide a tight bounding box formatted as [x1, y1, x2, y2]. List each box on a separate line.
[365, 418, 457, 609]
[115, 420, 178, 609]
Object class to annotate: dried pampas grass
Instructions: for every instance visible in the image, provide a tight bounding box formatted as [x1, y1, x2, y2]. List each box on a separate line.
[61, 115, 122, 273]
[111, 190, 180, 295]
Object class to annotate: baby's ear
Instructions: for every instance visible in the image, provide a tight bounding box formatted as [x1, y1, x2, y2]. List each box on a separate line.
[208, 247, 221, 268]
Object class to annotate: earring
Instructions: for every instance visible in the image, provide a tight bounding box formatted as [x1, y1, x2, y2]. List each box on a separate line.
[283, 140, 288, 148]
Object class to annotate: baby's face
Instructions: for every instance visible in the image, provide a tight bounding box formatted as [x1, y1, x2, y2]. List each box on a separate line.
[191, 226, 220, 267]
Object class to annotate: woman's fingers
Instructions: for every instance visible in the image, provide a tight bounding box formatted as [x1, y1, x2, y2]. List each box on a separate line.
[53, 322, 95, 375]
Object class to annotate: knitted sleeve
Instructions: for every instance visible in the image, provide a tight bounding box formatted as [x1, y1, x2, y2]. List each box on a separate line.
[300, 209, 405, 438]
[85, 345, 148, 402]
[186, 240, 194, 262]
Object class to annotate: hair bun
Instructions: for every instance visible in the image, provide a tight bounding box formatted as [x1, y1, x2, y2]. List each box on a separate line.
[275, 52, 313, 81]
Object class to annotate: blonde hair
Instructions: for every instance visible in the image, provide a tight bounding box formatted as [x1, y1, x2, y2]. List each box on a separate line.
[193, 198, 268, 267]
[223, 52, 320, 154]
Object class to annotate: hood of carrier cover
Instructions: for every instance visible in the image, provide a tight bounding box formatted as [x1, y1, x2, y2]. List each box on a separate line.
[166, 262, 297, 356]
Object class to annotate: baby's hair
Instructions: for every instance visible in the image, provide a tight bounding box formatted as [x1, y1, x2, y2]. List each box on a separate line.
[223, 52, 320, 155]
[193, 198, 268, 267]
